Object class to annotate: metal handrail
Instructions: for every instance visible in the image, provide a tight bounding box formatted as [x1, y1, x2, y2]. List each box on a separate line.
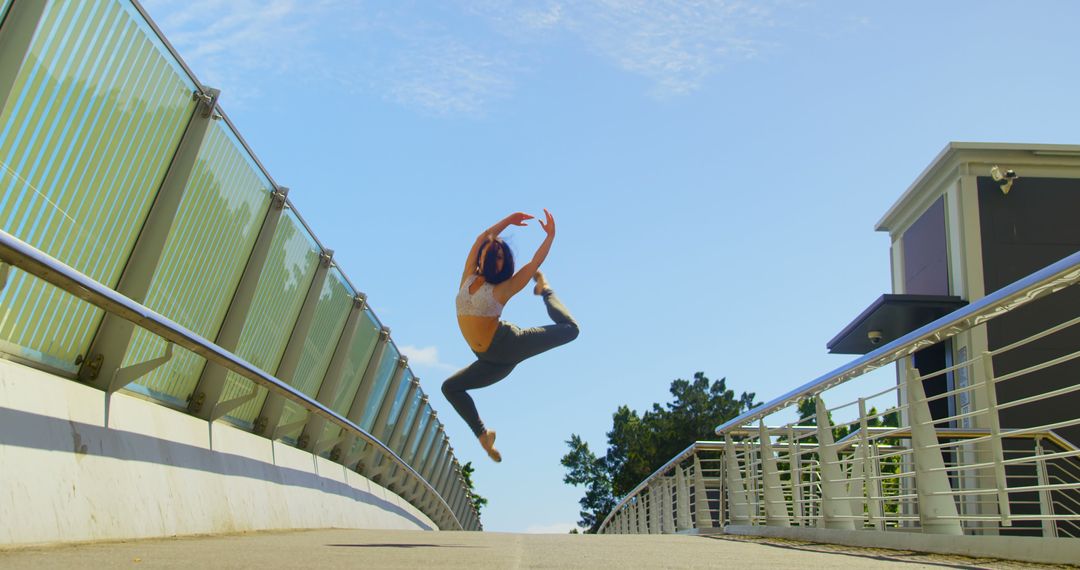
[715, 248, 1080, 434]
[0, 229, 462, 530]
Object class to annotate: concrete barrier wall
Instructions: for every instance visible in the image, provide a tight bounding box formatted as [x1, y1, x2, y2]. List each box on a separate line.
[0, 358, 434, 547]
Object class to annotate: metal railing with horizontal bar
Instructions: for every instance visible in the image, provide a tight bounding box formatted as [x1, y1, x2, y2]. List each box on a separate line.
[0, 0, 479, 531]
[598, 249, 1080, 563]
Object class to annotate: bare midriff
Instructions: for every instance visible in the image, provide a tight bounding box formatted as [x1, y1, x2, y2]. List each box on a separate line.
[457, 314, 500, 353]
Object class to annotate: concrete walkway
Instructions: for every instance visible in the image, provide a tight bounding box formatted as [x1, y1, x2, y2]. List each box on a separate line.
[0, 529, 1051, 569]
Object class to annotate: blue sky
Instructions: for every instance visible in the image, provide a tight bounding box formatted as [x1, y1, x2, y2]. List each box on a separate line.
[142, 0, 1080, 533]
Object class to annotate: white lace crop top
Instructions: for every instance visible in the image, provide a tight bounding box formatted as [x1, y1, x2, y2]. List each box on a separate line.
[456, 276, 504, 317]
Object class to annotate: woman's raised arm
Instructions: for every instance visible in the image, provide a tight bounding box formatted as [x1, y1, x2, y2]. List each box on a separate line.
[496, 209, 555, 302]
[460, 212, 533, 285]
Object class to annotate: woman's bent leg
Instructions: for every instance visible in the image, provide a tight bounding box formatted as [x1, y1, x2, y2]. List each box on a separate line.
[486, 291, 580, 365]
[441, 359, 515, 436]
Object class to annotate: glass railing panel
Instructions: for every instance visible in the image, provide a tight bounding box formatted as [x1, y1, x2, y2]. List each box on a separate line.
[0, 0, 196, 372]
[218, 207, 320, 426]
[358, 343, 400, 432]
[381, 369, 415, 439]
[120, 119, 272, 406]
[277, 266, 354, 432]
[406, 404, 432, 460]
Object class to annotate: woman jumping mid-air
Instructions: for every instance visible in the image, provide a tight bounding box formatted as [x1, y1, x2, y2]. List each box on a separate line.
[442, 210, 579, 462]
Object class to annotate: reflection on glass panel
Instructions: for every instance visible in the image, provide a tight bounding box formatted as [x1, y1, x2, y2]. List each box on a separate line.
[0, 0, 196, 371]
[123, 120, 272, 406]
[358, 343, 400, 432]
[381, 369, 414, 439]
[406, 404, 432, 461]
[218, 207, 320, 425]
[277, 267, 354, 433]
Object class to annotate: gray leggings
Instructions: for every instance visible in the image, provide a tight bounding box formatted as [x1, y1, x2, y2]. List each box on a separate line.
[442, 290, 579, 437]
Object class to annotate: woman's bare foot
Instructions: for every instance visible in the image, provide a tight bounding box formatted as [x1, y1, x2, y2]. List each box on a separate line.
[533, 271, 549, 296]
[479, 430, 502, 463]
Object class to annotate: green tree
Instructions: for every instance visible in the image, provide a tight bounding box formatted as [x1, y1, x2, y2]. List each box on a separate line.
[562, 372, 758, 532]
[461, 461, 488, 514]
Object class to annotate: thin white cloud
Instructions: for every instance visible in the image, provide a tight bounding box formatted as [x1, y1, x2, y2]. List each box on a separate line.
[142, 0, 801, 111]
[523, 522, 582, 534]
[472, 0, 777, 97]
[399, 345, 456, 372]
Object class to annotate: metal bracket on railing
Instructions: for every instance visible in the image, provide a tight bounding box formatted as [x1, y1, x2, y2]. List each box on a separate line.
[108, 342, 174, 394]
[319, 249, 334, 267]
[271, 186, 289, 208]
[210, 385, 259, 423]
[193, 86, 220, 119]
[0, 261, 9, 292]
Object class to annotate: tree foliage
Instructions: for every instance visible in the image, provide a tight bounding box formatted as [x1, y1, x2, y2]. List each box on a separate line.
[461, 461, 488, 514]
[561, 372, 759, 533]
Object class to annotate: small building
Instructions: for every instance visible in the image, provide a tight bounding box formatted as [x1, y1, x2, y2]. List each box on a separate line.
[829, 142, 1080, 533]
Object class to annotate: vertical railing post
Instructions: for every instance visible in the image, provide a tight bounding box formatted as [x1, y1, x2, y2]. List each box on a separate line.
[646, 487, 659, 534]
[373, 386, 423, 485]
[905, 363, 963, 535]
[660, 476, 675, 533]
[788, 426, 804, 526]
[980, 353, 1012, 527]
[331, 327, 391, 464]
[724, 434, 751, 525]
[758, 422, 790, 527]
[299, 294, 366, 452]
[355, 357, 408, 473]
[814, 395, 856, 530]
[1034, 436, 1057, 538]
[189, 187, 288, 421]
[693, 454, 713, 530]
[78, 85, 221, 393]
[636, 495, 648, 534]
[858, 398, 884, 530]
[676, 464, 692, 531]
[0, 0, 48, 114]
[255, 249, 334, 439]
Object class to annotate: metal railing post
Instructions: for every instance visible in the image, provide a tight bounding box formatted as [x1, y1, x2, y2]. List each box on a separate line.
[78, 85, 221, 393]
[858, 398, 884, 530]
[980, 352, 1012, 527]
[369, 377, 420, 482]
[255, 249, 334, 439]
[648, 486, 661, 534]
[298, 294, 366, 452]
[331, 327, 390, 464]
[904, 363, 963, 535]
[353, 356, 408, 472]
[0, 0, 48, 114]
[377, 391, 425, 486]
[788, 426, 804, 526]
[189, 187, 288, 421]
[676, 464, 692, 531]
[758, 422, 790, 527]
[660, 477, 675, 533]
[693, 454, 714, 529]
[814, 395, 856, 530]
[724, 434, 752, 525]
[636, 496, 648, 534]
[1034, 435, 1058, 538]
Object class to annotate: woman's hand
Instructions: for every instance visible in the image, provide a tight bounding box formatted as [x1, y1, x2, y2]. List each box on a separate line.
[507, 212, 533, 226]
[538, 208, 555, 237]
